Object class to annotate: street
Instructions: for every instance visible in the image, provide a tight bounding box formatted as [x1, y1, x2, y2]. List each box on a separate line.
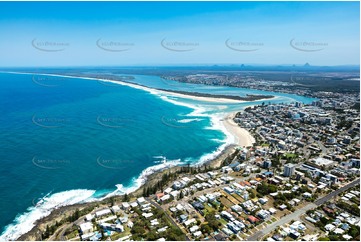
[246, 179, 360, 241]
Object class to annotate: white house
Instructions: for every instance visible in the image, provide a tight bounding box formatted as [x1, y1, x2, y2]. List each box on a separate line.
[224, 186, 234, 194]
[137, 197, 146, 205]
[184, 218, 196, 227]
[122, 202, 130, 210]
[170, 190, 179, 200]
[80, 222, 93, 234]
[142, 212, 153, 219]
[325, 224, 336, 231]
[85, 214, 94, 221]
[303, 192, 312, 198]
[111, 205, 121, 213]
[95, 208, 112, 218]
[130, 201, 138, 208]
[189, 225, 199, 233]
[160, 194, 171, 202]
[164, 187, 173, 194]
[193, 231, 202, 238]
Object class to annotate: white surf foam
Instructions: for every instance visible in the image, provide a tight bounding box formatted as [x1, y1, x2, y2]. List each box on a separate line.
[104, 157, 183, 198]
[0, 156, 183, 240]
[178, 118, 203, 123]
[195, 112, 236, 165]
[0, 189, 96, 241]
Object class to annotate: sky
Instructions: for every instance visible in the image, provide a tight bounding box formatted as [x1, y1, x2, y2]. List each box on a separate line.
[0, 1, 359, 67]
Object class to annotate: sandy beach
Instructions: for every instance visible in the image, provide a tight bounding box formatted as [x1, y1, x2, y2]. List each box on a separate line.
[100, 78, 251, 103]
[158, 90, 247, 103]
[223, 112, 255, 147]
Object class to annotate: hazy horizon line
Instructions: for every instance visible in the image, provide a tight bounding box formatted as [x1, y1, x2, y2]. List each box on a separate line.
[0, 63, 359, 69]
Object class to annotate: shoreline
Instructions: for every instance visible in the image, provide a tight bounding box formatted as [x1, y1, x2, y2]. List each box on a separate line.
[156, 88, 276, 104]
[222, 112, 256, 147]
[0, 71, 256, 240]
[0, 71, 276, 104]
[15, 111, 251, 241]
[17, 144, 240, 241]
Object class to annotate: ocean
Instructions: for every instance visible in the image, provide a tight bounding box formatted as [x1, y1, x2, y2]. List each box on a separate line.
[0, 72, 315, 240]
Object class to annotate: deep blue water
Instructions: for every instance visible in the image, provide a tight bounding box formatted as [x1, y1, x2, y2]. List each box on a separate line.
[0, 72, 315, 239]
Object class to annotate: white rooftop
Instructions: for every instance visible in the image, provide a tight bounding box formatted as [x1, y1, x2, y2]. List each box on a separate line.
[80, 222, 93, 232]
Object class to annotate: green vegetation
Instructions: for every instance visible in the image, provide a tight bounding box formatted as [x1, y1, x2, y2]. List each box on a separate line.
[122, 193, 130, 202]
[337, 201, 360, 216]
[141, 150, 239, 198]
[165, 226, 187, 241]
[327, 233, 342, 241]
[203, 204, 215, 216]
[256, 182, 278, 196]
[204, 212, 222, 231]
[129, 206, 185, 241]
[348, 224, 360, 239]
[41, 206, 96, 240]
[315, 216, 331, 231]
[318, 237, 330, 241]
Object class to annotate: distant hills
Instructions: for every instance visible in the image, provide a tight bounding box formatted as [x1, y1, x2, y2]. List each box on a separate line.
[1, 64, 359, 73]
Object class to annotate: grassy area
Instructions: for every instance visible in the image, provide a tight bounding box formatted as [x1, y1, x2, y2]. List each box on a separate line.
[222, 192, 239, 205]
[284, 153, 298, 159]
[65, 230, 79, 240]
[231, 193, 244, 203]
[267, 220, 272, 224]
[219, 218, 228, 225]
[271, 218, 277, 222]
[203, 203, 216, 216]
[219, 197, 235, 208]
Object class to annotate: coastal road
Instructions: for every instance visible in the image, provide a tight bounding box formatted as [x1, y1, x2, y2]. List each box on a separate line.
[246, 179, 360, 241]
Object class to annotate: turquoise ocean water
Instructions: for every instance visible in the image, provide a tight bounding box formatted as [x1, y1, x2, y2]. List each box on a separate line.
[0, 72, 315, 239]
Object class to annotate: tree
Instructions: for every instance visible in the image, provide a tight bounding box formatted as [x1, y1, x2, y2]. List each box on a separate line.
[201, 224, 212, 235]
[257, 182, 278, 196]
[205, 213, 220, 231]
[123, 193, 129, 202]
[219, 203, 224, 211]
[166, 226, 185, 241]
[249, 189, 257, 199]
[146, 231, 158, 241]
[109, 196, 115, 206]
[131, 224, 145, 235]
[349, 225, 360, 239]
[328, 234, 341, 241]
